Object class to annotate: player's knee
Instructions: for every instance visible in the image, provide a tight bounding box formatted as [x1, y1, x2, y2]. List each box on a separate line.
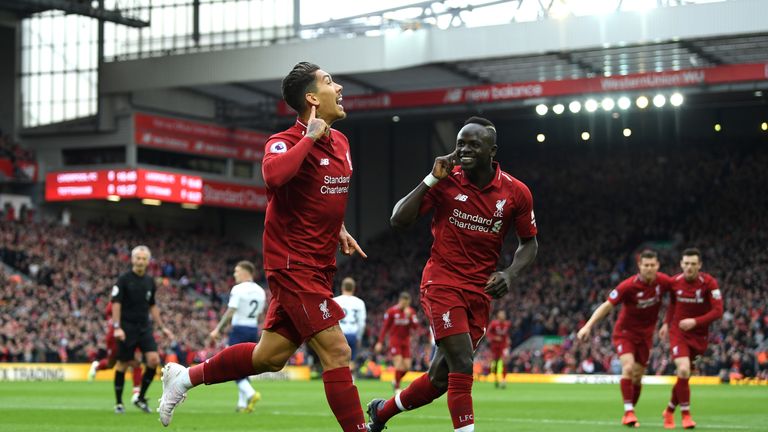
[428, 370, 448, 392]
[322, 342, 352, 369]
[677, 367, 691, 378]
[447, 355, 473, 374]
[145, 355, 160, 369]
[621, 364, 634, 378]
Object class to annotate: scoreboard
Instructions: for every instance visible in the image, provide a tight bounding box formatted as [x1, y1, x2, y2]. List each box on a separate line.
[45, 169, 203, 204]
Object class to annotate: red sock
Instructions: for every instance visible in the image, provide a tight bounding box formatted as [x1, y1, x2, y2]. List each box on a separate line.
[620, 378, 634, 411]
[132, 366, 143, 388]
[322, 367, 367, 432]
[676, 378, 690, 412]
[667, 381, 679, 413]
[189, 343, 256, 386]
[377, 373, 445, 423]
[97, 358, 110, 371]
[447, 372, 474, 430]
[632, 383, 642, 406]
[394, 370, 406, 389]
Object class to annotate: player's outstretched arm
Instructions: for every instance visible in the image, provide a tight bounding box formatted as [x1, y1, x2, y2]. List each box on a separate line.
[484, 236, 538, 299]
[577, 301, 614, 342]
[210, 308, 236, 340]
[391, 151, 457, 229]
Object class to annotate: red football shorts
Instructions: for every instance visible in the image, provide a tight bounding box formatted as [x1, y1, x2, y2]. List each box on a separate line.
[490, 343, 507, 360]
[388, 339, 411, 358]
[264, 268, 344, 346]
[421, 284, 490, 349]
[612, 334, 652, 366]
[669, 328, 708, 360]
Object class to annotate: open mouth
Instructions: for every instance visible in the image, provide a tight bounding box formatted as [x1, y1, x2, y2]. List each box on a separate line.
[460, 156, 476, 164]
[336, 95, 343, 108]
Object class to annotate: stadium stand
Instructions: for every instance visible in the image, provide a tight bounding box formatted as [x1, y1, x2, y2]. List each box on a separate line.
[1, 141, 765, 379]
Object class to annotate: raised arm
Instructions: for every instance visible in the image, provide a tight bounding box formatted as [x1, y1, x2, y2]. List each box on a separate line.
[390, 151, 456, 229]
[262, 106, 328, 188]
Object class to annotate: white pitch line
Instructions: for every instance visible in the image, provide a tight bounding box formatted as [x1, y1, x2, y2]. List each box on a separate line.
[267, 410, 753, 430]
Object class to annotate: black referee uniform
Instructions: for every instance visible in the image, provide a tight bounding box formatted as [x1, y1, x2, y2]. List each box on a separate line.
[111, 271, 158, 361]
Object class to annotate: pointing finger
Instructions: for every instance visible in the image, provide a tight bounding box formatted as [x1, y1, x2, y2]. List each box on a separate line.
[309, 105, 316, 121]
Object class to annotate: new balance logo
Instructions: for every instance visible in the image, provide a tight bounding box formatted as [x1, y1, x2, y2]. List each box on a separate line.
[319, 300, 331, 319]
[442, 311, 452, 329]
[454, 194, 468, 202]
[320, 158, 330, 166]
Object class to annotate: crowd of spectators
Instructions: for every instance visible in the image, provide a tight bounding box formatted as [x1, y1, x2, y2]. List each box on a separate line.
[0, 132, 36, 181]
[0, 219, 263, 364]
[1, 140, 766, 381]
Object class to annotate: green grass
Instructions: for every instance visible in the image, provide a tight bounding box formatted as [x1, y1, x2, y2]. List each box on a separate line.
[0, 379, 765, 431]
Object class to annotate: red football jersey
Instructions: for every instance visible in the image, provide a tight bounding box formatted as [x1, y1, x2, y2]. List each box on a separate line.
[667, 272, 723, 338]
[487, 319, 511, 346]
[379, 305, 419, 343]
[262, 119, 353, 270]
[419, 163, 537, 293]
[608, 272, 672, 338]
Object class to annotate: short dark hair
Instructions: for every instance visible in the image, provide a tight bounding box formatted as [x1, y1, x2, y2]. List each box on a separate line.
[399, 291, 411, 301]
[638, 249, 658, 261]
[236, 260, 256, 276]
[463, 116, 497, 144]
[282, 62, 321, 114]
[682, 248, 702, 260]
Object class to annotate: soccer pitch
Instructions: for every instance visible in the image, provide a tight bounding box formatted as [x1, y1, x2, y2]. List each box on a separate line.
[1, 380, 765, 431]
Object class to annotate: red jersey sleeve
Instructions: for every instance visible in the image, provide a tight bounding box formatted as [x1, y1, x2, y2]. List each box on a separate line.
[418, 183, 442, 215]
[410, 308, 419, 330]
[512, 181, 537, 238]
[695, 278, 724, 328]
[607, 280, 629, 306]
[664, 289, 676, 325]
[261, 136, 315, 189]
[378, 310, 393, 342]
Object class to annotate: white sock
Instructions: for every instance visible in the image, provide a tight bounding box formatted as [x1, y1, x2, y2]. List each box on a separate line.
[179, 368, 192, 390]
[237, 390, 246, 408]
[455, 424, 475, 432]
[237, 379, 255, 399]
[624, 402, 634, 412]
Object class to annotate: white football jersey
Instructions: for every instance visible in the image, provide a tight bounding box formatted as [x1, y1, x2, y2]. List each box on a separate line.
[333, 294, 367, 338]
[228, 281, 266, 327]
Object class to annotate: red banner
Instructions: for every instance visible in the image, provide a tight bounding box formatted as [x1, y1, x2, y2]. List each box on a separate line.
[278, 62, 768, 114]
[202, 179, 267, 211]
[134, 113, 268, 161]
[45, 169, 203, 204]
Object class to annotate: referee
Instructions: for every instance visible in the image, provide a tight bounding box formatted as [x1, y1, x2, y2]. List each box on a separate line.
[111, 245, 174, 414]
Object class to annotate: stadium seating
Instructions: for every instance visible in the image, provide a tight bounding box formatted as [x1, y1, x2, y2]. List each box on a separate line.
[1, 142, 766, 379]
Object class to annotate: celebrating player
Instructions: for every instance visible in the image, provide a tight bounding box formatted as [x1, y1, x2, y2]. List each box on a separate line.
[374, 292, 419, 393]
[333, 277, 367, 373]
[87, 301, 143, 404]
[659, 248, 723, 429]
[208, 261, 266, 413]
[158, 62, 370, 432]
[367, 116, 538, 432]
[576, 249, 672, 427]
[111, 245, 175, 414]
[487, 309, 511, 389]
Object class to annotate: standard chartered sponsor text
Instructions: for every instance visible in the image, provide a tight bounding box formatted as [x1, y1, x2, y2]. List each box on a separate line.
[450, 208, 493, 232]
[321, 175, 350, 195]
